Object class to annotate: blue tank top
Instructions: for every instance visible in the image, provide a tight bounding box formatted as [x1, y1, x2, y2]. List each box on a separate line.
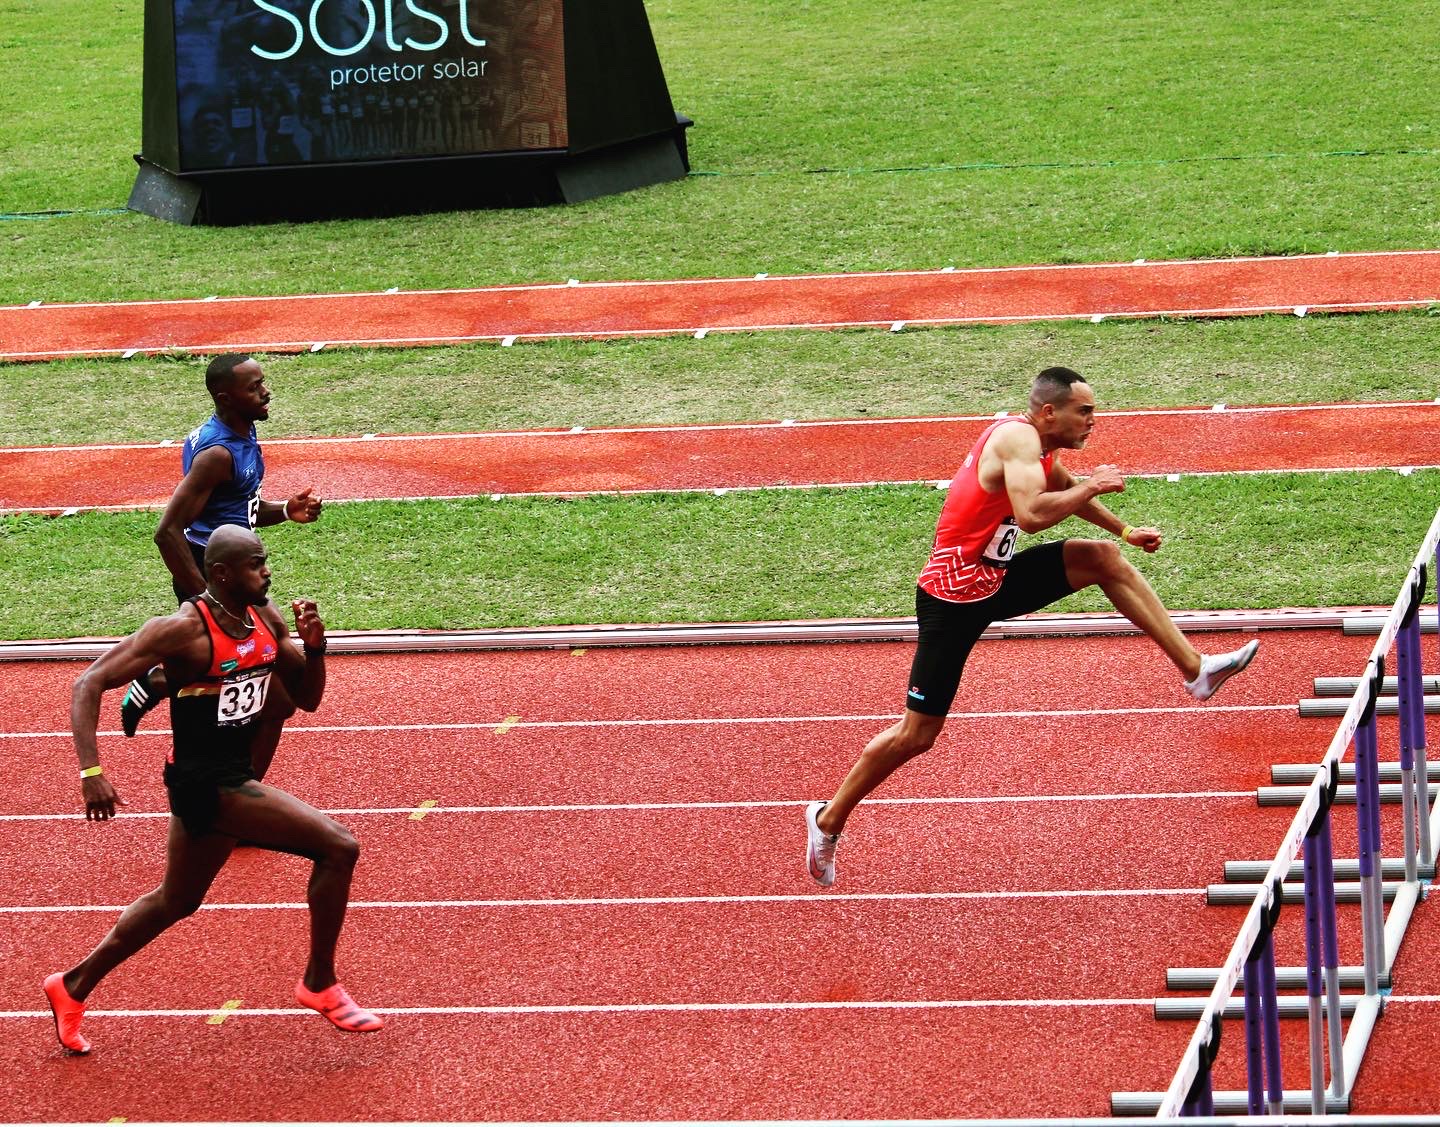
[181, 415, 265, 547]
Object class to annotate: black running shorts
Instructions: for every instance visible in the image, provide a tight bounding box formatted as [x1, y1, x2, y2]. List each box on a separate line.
[905, 539, 1075, 717]
[163, 760, 254, 837]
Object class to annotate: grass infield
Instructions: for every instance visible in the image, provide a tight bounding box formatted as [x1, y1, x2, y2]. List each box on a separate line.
[5, 311, 1440, 448]
[3, 470, 1434, 641]
[4, 1, 1440, 302]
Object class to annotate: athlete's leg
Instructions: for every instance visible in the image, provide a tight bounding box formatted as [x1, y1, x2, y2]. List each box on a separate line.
[248, 679, 297, 782]
[1061, 538, 1258, 698]
[211, 782, 359, 991]
[817, 588, 983, 837]
[816, 709, 947, 836]
[60, 818, 235, 1001]
[1062, 538, 1202, 678]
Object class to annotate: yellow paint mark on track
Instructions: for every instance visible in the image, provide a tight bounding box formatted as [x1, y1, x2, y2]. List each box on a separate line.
[207, 999, 243, 1025]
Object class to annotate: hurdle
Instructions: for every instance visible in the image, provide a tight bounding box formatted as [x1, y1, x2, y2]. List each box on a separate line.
[1112, 503, 1440, 1117]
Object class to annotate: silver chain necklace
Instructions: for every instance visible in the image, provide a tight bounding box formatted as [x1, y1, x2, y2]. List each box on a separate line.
[202, 590, 255, 634]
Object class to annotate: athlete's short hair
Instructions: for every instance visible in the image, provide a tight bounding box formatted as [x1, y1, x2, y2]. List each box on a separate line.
[1030, 366, 1085, 411]
[205, 353, 253, 397]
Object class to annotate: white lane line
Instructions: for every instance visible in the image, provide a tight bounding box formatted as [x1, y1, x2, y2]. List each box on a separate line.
[4, 462, 1436, 516]
[0, 701, 1295, 740]
[3, 247, 1436, 313]
[4, 462, 1435, 516]
[7, 295, 1439, 359]
[0, 995, 1156, 1019]
[0, 887, 1207, 914]
[0, 792, 1254, 824]
[7, 400, 1433, 456]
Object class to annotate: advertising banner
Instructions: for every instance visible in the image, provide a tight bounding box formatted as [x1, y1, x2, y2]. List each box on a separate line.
[171, 0, 566, 170]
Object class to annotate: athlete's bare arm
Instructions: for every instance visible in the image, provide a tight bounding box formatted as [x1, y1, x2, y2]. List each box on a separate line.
[70, 608, 210, 820]
[984, 422, 1124, 533]
[257, 487, 323, 528]
[154, 446, 235, 597]
[261, 598, 327, 712]
[1049, 462, 1164, 551]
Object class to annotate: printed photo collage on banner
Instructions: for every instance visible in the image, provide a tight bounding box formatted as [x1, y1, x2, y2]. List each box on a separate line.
[173, 0, 566, 169]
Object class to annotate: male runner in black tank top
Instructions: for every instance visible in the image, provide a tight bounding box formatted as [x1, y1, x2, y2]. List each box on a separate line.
[43, 525, 382, 1053]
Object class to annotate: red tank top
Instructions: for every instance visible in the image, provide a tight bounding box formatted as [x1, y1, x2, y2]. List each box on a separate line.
[917, 419, 1055, 604]
[169, 597, 281, 769]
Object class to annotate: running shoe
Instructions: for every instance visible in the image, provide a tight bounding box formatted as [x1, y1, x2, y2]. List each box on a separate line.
[1184, 639, 1260, 702]
[120, 673, 161, 737]
[295, 980, 384, 1033]
[43, 972, 91, 1054]
[805, 800, 840, 887]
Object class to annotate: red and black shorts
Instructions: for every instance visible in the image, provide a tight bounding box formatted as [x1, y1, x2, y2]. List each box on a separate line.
[905, 540, 1075, 717]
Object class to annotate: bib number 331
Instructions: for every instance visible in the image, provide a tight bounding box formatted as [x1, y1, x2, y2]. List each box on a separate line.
[218, 670, 270, 726]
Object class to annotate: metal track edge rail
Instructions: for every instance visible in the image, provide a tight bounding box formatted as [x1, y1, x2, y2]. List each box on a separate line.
[0, 606, 1351, 662]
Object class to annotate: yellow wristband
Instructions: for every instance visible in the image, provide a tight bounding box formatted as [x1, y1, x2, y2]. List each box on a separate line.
[1120, 525, 1135, 543]
[79, 765, 104, 779]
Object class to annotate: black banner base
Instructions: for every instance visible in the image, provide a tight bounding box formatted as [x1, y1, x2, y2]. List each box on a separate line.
[129, 115, 691, 227]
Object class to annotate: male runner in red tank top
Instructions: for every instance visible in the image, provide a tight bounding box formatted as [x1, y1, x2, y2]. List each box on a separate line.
[804, 367, 1258, 886]
[42, 525, 382, 1053]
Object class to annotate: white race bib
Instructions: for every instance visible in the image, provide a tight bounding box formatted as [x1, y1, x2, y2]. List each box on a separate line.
[981, 518, 1019, 566]
[217, 669, 270, 726]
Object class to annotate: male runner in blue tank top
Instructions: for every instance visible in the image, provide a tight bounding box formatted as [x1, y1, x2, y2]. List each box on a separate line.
[44, 525, 381, 1053]
[120, 354, 322, 781]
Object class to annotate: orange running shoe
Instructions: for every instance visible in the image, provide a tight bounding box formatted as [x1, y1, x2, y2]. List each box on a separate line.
[43, 972, 91, 1054]
[294, 980, 383, 1033]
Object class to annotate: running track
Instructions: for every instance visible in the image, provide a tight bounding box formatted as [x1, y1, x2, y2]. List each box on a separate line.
[3, 249, 1440, 362]
[4, 401, 1436, 513]
[4, 628, 1440, 1120]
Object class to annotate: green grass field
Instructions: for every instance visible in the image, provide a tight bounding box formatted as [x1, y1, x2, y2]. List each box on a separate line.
[4, 1, 1440, 301]
[3, 0, 1438, 640]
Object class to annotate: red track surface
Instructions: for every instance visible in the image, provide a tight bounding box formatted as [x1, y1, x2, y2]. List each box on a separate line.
[4, 628, 1439, 1120]
[5, 401, 1436, 513]
[4, 249, 1440, 362]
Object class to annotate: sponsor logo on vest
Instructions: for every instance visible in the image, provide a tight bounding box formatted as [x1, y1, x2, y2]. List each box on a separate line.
[220, 659, 240, 674]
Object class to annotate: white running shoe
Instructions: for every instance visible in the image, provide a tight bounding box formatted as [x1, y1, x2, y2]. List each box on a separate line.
[805, 800, 840, 887]
[1184, 639, 1259, 701]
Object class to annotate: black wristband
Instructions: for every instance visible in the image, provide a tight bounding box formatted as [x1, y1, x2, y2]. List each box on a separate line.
[303, 638, 328, 656]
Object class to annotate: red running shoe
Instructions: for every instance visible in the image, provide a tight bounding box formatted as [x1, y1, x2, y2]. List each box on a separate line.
[43, 972, 91, 1054]
[295, 980, 383, 1032]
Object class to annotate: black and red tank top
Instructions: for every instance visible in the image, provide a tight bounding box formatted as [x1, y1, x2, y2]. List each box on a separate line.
[917, 419, 1056, 604]
[169, 596, 281, 775]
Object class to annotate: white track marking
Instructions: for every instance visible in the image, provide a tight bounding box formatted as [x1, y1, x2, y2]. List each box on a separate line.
[0, 995, 1157, 1020]
[0, 701, 1294, 740]
[3, 463, 1435, 516]
[7, 295, 1439, 359]
[3, 247, 1437, 313]
[0, 792, 1254, 825]
[3, 399, 1434, 456]
[0, 886, 1206, 914]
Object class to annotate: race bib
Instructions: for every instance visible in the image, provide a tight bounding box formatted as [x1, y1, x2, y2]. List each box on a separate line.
[217, 669, 270, 727]
[981, 518, 1019, 566]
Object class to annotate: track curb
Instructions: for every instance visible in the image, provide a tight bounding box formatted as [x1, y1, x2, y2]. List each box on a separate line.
[0, 606, 1367, 662]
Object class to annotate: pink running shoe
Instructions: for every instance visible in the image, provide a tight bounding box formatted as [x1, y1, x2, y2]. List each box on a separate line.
[295, 980, 384, 1032]
[43, 972, 91, 1054]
